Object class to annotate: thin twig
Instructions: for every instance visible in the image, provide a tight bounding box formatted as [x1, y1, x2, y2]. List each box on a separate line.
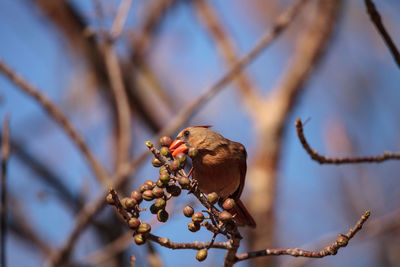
[1, 116, 10, 267]
[110, 0, 133, 40]
[0, 58, 110, 186]
[147, 233, 229, 250]
[234, 210, 370, 262]
[364, 0, 400, 68]
[295, 118, 400, 164]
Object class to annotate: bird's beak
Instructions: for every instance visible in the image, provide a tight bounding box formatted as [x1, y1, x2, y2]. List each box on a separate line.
[169, 139, 188, 157]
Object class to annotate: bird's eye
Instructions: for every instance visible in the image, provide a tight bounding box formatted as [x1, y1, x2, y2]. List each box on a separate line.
[183, 130, 190, 137]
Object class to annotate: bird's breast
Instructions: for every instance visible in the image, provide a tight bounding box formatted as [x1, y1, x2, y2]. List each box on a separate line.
[192, 152, 241, 198]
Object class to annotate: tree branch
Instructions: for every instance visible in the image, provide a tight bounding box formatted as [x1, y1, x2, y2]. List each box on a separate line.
[1, 116, 10, 267]
[235, 210, 370, 262]
[147, 234, 229, 250]
[296, 118, 400, 164]
[0, 58, 110, 186]
[364, 0, 400, 68]
[110, 0, 133, 40]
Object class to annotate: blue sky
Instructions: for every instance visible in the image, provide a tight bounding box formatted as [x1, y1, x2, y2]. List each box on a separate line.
[1, 1, 400, 266]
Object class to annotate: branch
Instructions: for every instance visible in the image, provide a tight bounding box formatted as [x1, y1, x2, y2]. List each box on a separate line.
[47, 153, 149, 266]
[1, 116, 10, 267]
[8, 196, 52, 257]
[108, 186, 230, 251]
[296, 118, 400, 164]
[0, 58, 110, 186]
[147, 234, 229, 250]
[4, 136, 82, 212]
[110, 0, 133, 40]
[364, 0, 400, 68]
[235, 210, 370, 262]
[103, 42, 132, 170]
[130, 0, 178, 63]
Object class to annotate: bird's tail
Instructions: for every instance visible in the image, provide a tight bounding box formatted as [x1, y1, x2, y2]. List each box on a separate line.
[231, 199, 256, 228]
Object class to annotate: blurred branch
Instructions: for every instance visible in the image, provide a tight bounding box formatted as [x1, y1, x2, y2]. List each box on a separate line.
[81, 231, 132, 265]
[158, 0, 312, 139]
[364, 0, 400, 68]
[296, 118, 400, 164]
[193, 0, 261, 112]
[103, 0, 133, 170]
[8, 197, 52, 256]
[0, 58, 110, 186]
[147, 241, 163, 267]
[131, 0, 178, 63]
[248, 2, 342, 266]
[47, 152, 149, 266]
[4, 136, 82, 212]
[1, 116, 10, 267]
[35, 0, 164, 133]
[81, 197, 179, 265]
[127, 0, 181, 132]
[103, 44, 132, 169]
[35, 0, 108, 84]
[110, 0, 133, 40]
[235, 211, 370, 262]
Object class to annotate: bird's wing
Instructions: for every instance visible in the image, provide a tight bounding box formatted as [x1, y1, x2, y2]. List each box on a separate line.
[231, 148, 247, 199]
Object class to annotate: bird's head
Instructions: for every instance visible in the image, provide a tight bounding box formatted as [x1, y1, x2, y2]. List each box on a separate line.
[169, 125, 224, 157]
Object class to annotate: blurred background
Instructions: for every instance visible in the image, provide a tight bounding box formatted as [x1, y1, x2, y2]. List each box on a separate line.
[1, 0, 400, 266]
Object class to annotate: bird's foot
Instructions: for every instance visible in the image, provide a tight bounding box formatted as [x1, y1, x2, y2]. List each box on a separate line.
[188, 179, 199, 194]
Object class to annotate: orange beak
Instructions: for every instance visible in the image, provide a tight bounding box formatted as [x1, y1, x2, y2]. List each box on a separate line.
[169, 139, 188, 157]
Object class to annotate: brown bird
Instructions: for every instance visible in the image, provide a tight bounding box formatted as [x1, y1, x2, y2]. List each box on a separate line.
[169, 126, 256, 228]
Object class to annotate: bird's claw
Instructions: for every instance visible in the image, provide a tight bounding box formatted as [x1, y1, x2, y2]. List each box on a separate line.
[188, 179, 199, 194]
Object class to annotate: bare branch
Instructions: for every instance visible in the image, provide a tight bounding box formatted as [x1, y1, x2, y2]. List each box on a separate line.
[147, 234, 229, 250]
[364, 0, 400, 68]
[235, 210, 370, 262]
[103, 43, 132, 169]
[296, 118, 400, 164]
[0, 58, 110, 186]
[107, 187, 230, 251]
[1, 116, 10, 267]
[110, 0, 133, 40]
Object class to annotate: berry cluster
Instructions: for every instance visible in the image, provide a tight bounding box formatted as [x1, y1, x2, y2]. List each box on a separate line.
[107, 136, 239, 262]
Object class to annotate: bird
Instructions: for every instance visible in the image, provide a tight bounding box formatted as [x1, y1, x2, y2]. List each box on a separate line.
[169, 126, 256, 228]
